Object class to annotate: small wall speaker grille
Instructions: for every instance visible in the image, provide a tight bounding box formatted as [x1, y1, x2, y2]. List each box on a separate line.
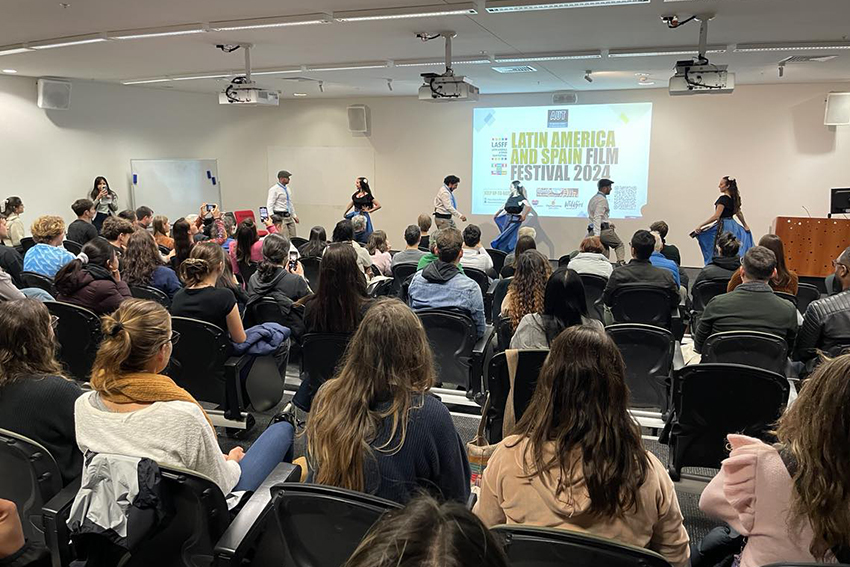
[552, 92, 578, 105]
[825, 92, 850, 126]
[347, 105, 368, 133]
[37, 79, 72, 110]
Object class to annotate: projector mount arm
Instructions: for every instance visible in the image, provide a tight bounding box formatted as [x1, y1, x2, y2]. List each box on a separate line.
[416, 31, 457, 75]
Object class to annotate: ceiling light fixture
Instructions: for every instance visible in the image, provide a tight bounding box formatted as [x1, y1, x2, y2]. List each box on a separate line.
[28, 34, 107, 50]
[735, 41, 850, 53]
[609, 45, 725, 57]
[584, 70, 593, 83]
[109, 24, 207, 40]
[252, 67, 302, 76]
[485, 0, 649, 13]
[393, 57, 490, 67]
[209, 13, 331, 31]
[494, 50, 602, 62]
[0, 45, 32, 56]
[306, 61, 388, 72]
[293, 93, 307, 97]
[172, 73, 232, 81]
[2, 69, 17, 74]
[334, 3, 476, 22]
[121, 78, 172, 85]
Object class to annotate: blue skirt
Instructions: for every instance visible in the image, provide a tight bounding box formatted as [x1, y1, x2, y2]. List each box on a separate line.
[491, 214, 523, 253]
[345, 210, 373, 238]
[695, 218, 754, 265]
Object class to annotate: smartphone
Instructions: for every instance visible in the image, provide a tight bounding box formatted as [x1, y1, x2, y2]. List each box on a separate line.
[259, 206, 269, 221]
[288, 251, 298, 271]
[206, 204, 215, 213]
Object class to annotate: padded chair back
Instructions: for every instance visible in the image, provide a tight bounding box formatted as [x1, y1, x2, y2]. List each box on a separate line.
[296, 333, 351, 412]
[775, 291, 798, 307]
[668, 363, 789, 479]
[19, 236, 35, 252]
[557, 254, 571, 267]
[290, 236, 308, 249]
[490, 277, 512, 324]
[300, 256, 321, 290]
[63, 240, 82, 255]
[20, 271, 56, 296]
[486, 248, 507, 275]
[486, 350, 549, 444]
[701, 331, 788, 376]
[607, 324, 675, 412]
[796, 282, 821, 315]
[578, 273, 607, 322]
[129, 285, 170, 308]
[238, 260, 258, 284]
[45, 301, 102, 381]
[367, 278, 394, 298]
[169, 317, 233, 412]
[416, 308, 476, 390]
[463, 266, 490, 298]
[0, 429, 62, 546]
[691, 278, 728, 312]
[249, 297, 289, 326]
[493, 525, 673, 567]
[391, 262, 418, 297]
[609, 284, 674, 329]
[495, 314, 514, 352]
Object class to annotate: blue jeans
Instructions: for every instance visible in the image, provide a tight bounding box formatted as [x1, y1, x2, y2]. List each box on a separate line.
[233, 421, 294, 492]
[21, 288, 54, 301]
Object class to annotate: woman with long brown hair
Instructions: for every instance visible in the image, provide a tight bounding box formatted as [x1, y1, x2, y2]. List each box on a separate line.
[0, 299, 83, 484]
[727, 233, 798, 294]
[475, 326, 689, 566]
[122, 230, 182, 300]
[501, 249, 552, 330]
[700, 354, 850, 566]
[152, 215, 174, 251]
[306, 298, 470, 504]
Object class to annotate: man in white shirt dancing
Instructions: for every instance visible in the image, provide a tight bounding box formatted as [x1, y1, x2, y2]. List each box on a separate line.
[433, 175, 466, 230]
[267, 170, 298, 237]
[587, 178, 625, 264]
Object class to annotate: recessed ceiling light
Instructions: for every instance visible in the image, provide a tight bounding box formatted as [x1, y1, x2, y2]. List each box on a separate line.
[2, 69, 17, 74]
[293, 93, 307, 97]
[210, 13, 331, 31]
[638, 81, 655, 86]
[485, 0, 649, 13]
[334, 3, 477, 22]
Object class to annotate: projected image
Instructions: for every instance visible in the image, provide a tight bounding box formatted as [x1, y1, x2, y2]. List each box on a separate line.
[472, 103, 653, 219]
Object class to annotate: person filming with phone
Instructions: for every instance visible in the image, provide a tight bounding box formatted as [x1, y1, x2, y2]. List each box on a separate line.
[267, 170, 298, 237]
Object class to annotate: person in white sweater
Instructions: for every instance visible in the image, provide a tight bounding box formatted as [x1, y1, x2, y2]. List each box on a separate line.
[74, 299, 294, 495]
[568, 236, 614, 278]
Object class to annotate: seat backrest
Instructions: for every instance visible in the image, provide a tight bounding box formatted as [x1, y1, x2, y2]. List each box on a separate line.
[391, 263, 418, 297]
[367, 278, 394, 298]
[45, 301, 102, 381]
[416, 309, 476, 390]
[233, 210, 256, 226]
[486, 350, 549, 444]
[606, 324, 675, 411]
[463, 266, 490, 298]
[290, 236, 308, 249]
[578, 273, 607, 322]
[129, 285, 170, 308]
[238, 260, 258, 283]
[557, 254, 571, 267]
[495, 314, 514, 352]
[485, 248, 507, 274]
[297, 333, 352, 412]
[300, 256, 321, 290]
[491, 277, 512, 324]
[610, 284, 673, 329]
[493, 525, 673, 567]
[701, 331, 788, 375]
[63, 240, 82, 255]
[774, 291, 798, 307]
[19, 236, 36, 252]
[20, 271, 56, 296]
[0, 429, 62, 546]
[796, 282, 821, 315]
[169, 317, 232, 409]
[691, 278, 729, 312]
[250, 297, 289, 326]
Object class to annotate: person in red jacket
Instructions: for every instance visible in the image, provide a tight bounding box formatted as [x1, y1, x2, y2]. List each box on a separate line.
[55, 237, 131, 315]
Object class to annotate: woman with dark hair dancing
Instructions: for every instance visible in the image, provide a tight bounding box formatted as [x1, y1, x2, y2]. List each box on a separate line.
[693, 176, 753, 265]
[343, 177, 381, 240]
[491, 180, 532, 253]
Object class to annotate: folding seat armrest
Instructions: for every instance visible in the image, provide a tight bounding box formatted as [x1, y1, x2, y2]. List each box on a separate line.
[213, 462, 301, 567]
[473, 325, 495, 357]
[467, 492, 478, 510]
[484, 280, 499, 324]
[222, 355, 253, 420]
[672, 342, 685, 373]
[43, 478, 81, 567]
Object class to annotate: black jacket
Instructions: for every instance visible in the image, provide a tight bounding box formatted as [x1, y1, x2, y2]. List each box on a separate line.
[795, 289, 850, 360]
[0, 243, 23, 286]
[694, 256, 740, 287]
[247, 267, 310, 303]
[602, 259, 679, 308]
[66, 219, 99, 246]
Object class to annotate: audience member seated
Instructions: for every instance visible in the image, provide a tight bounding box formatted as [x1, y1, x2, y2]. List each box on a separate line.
[1, 196, 25, 248]
[366, 230, 392, 276]
[650, 231, 681, 286]
[300, 243, 371, 335]
[408, 228, 485, 338]
[699, 354, 850, 567]
[218, 256, 249, 315]
[602, 229, 679, 310]
[23, 215, 75, 278]
[794, 245, 850, 366]
[417, 213, 432, 251]
[568, 236, 613, 278]
[0, 498, 52, 566]
[230, 217, 276, 279]
[511, 268, 603, 349]
[135, 206, 154, 231]
[306, 299, 471, 504]
[193, 205, 228, 245]
[171, 242, 248, 344]
[693, 232, 741, 287]
[503, 226, 536, 271]
[344, 496, 509, 567]
[694, 246, 797, 353]
[152, 215, 174, 250]
[116, 209, 136, 224]
[0, 213, 24, 286]
[392, 224, 427, 268]
[0, 265, 54, 302]
[416, 228, 446, 272]
[55, 237, 132, 315]
[351, 214, 369, 245]
[502, 250, 551, 331]
[500, 234, 537, 278]
[0, 299, 83, 485]
[649, 220, 681, 265]
[248, 233, 310, 303]
[299, 225, 327, 258]
[475, 326, 689, 566]
[728, 233, 798, 294]
[171, 217, 195, 270]
[74, 299, 294, 495]
[221, 214, 236, 251]
[122, 230, 182, 300]
[66, 199, 98, 245]
[100, 216, 134, 270]
[459, 224, 494, 274]
[329, 219, 373, 276]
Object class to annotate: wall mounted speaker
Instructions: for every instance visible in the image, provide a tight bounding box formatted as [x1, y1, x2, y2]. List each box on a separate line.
[37, 79, 72, 110]
[347, 105, 369, 133]
[825, 92, 850, 126]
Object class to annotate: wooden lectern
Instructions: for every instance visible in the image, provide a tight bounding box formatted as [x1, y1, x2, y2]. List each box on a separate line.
[772, 216, 850, 277]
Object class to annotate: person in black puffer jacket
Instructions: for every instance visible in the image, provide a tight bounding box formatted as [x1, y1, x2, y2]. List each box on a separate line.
[55, 237, 131, 315]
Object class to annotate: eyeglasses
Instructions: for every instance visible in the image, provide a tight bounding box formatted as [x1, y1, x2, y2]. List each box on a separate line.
[170, 331, 181, 346]
[50, 315, 59, 330]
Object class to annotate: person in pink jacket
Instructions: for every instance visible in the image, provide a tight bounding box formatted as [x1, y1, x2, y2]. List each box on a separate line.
[229, 217, 277, 278]
[700, 354, 850, 567]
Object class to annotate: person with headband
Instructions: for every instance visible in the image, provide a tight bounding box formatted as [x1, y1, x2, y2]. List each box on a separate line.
[343, 177, 381, 240]
[1, 197, 25, 248]
[491, 180, 532, 253]
[693, 176, 753, 265]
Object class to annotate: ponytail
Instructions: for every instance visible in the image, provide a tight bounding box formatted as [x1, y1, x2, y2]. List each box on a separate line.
[258, 233, 290, 282]
[724, 176, 742, 214]
[55, 237, 115, 294]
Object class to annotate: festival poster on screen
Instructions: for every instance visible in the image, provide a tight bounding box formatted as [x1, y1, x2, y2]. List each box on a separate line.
[471, 103, 653, 219]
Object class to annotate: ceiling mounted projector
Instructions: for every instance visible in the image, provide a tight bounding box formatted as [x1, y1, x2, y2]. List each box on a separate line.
[416, 31, 480, 102]
[217, 44, 280, 106]
[665, 14, 735, 96]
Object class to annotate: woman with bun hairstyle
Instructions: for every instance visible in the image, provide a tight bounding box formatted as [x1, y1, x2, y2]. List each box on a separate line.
[73, 299, 294, 494]
[55, 236, 131, 315]
[89, 176, 119, 233]
[1, 197, 25, 247]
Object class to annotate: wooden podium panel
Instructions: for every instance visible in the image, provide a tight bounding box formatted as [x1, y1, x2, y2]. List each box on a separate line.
[772, 216, 850, 277]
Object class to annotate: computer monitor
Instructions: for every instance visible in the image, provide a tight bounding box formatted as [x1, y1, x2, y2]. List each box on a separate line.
[830, 188, 850, 215]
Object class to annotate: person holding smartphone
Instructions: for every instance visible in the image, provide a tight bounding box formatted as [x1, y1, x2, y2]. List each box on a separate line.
[267, 170, 298, 237]
[90, 176, 118, 233]
[247, 233, 310, 306]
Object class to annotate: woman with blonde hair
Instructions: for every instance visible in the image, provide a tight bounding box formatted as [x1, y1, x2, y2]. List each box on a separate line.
[501, 249, 552, 331]
[152, 215, 174, 251]
[306, 298, 470, 504]
[22, 215, 75, 277]
[700, 354, 850, 566]
[73, 299, 294, 494]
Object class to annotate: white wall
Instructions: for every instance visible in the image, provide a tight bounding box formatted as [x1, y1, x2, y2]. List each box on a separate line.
[2, 75, 849, 266]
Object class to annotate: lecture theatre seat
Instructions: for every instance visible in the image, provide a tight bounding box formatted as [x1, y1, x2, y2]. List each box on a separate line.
[700, 330, 788, 376]
[129, 284, 170, 308]
[19, 271, 56, 296]
[578, 273, 607, 322]
[416, 308, 489, 397]
[485, 248, 507, 275]
[45, 301, 102, 382]
[795, 282, 821, 315]
[391, 262, 417, 298]
[609, 284, 677, 331]
[486, 350, 549, 444]
[293, 332, 351, 412]
[607, 323, 675, 414]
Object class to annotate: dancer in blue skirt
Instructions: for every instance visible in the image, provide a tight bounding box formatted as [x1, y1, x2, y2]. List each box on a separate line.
[693, 176, 753, 265]
[491, 181, 532, 253]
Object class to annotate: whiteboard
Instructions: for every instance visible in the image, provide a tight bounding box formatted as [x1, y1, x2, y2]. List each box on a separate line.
[130, 159, 221, 222]
[267, 147, 375, 208]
